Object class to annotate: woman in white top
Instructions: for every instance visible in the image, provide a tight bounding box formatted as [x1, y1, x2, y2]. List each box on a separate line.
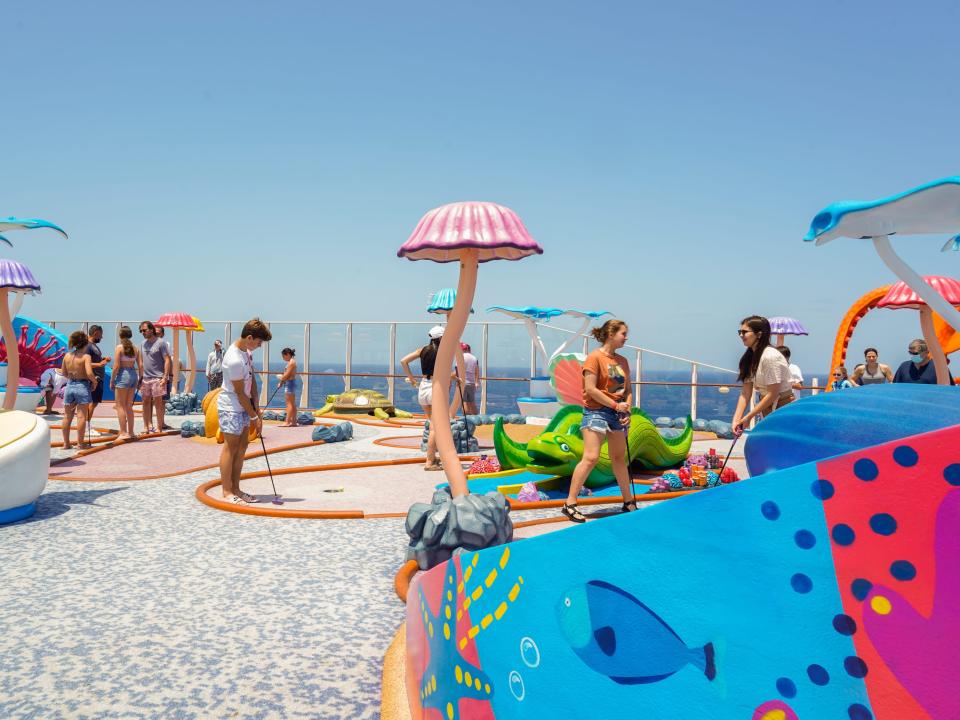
[732, 315, 793, 436]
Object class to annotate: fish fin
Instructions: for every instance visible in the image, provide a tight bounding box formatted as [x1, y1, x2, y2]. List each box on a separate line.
[594, 626, 617, 656]
[703, 642, 716, 681]
[610, 672, 675, 685]
[587, 580, 684, 642]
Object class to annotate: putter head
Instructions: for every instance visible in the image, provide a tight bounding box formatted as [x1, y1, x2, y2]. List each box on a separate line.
[271, 496, 284, 506]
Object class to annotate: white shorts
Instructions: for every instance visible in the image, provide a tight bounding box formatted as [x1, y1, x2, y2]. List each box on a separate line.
[417, 378, 433, 407]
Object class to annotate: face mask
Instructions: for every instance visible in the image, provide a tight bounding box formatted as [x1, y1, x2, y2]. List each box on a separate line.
[910, 354, 925, 365]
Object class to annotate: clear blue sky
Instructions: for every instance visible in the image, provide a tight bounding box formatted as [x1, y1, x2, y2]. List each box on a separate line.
[4, 0, 959, 375]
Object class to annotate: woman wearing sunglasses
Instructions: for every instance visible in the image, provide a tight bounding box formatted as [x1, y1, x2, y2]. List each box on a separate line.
[831, 365, 855, 390]
[732, 315, 793, 436]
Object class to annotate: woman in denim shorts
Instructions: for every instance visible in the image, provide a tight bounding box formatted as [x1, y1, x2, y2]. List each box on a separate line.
[562, 319, 636, 523]
[60, 330, 99, 450]
[276, 347, 299, 427]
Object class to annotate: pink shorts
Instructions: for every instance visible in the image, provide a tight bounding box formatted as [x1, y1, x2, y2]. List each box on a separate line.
[140, 378, 165, 398]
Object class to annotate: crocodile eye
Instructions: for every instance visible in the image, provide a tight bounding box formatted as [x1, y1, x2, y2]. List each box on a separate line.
[563, 597, 571, 607]
[559, 442, 571, 453]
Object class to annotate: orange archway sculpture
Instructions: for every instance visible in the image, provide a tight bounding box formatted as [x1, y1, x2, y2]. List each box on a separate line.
[830, 285, 960, 391]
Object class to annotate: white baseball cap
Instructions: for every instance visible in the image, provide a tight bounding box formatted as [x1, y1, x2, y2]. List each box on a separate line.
[428, 325, 445, 339]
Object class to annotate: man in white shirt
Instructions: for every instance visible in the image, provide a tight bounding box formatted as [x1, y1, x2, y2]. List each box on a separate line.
[206, 339, 224, 390]
[218, 318, 272, 504]
[459, 342, 480, 414]
[778, 346, 804, 399]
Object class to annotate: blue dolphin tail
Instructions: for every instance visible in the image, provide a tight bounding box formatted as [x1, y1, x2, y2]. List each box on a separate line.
[0, 234, 10, 247]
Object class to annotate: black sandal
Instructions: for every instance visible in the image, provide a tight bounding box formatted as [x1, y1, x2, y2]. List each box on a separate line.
[621, 501, 638, 512]
[561, 503, 587, 523]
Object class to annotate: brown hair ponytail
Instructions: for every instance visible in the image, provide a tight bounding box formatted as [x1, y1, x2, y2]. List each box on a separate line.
[119, 325, 135, 357]
[590, 319, 628, 344]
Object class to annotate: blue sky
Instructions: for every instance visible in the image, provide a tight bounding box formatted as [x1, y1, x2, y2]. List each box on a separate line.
[4, 0, 959, 376]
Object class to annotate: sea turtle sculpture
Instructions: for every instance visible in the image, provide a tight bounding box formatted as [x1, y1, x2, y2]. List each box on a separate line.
[314, 389, 413, 419]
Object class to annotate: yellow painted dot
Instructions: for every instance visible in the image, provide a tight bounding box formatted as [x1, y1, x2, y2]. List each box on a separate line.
[472, 554, 479, 567]
[871, 595, 893, 615]
[455, 665, 463, 684]
[465, 671, 472, 686]
[485, 568, 498, 587]
[474, 678, 481, 691]
[448, 574, 453, 584]
[443, 622, 450, 640]
[468, 625, 480, 640]
[499, 546, 510, 568]
[471, 586, 483, 601]
[445, 605, 451, 620]
[431, 675, 437, 691]
[760, 711, 786, 720]
[428, 622, 434, 638]
[446, 702, 454, 720]
[447, 590, 453, 602]
[459, 638, 468, 650]
[480, 614, 493, 630]
[494, 601, 508, 620]
[484, 683, 491, 694]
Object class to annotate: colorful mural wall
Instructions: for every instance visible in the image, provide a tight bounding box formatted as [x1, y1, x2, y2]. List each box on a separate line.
[406, 421, 959, 719]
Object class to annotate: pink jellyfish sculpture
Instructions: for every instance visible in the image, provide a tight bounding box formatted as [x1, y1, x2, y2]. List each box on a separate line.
[877, 276, 960, 385]
[156, 312, 196, 396]
[398, 202, 542, 497]
[0, 259, 42, 410]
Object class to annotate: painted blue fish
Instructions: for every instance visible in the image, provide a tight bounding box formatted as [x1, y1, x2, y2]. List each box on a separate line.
[558, 580, 716, 685]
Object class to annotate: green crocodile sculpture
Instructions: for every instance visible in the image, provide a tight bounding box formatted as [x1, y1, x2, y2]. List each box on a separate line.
[493, 404, 693, 488]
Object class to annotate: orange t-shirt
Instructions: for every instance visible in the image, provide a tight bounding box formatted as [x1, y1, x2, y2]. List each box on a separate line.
[581, 349, 631, 409]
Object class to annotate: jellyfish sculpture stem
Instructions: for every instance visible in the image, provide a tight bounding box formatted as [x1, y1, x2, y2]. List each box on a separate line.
[171, 329, 180, 395]
[0, 289, 20, 410]
[185, 330, 197, 394]
[432, 249, 478, 497]
[919, 306, 951, 385]
[873, 236, 960, 332]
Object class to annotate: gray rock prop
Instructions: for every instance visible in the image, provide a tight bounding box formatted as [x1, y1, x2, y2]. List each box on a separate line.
[421, 417, 479, 454]
[465, 414, 526, 427]
[707, 419, 735, 439]
[264, 410, 314, 425]
[166, 392, 201, 416]
[655, 416, 673, 427]
[312, 421, 353, 443]
[180, 419, 205, 438]
[405, 488, 514, 570]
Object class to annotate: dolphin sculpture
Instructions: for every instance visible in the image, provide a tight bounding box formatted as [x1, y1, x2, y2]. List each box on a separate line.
[0, 217, 69, 247]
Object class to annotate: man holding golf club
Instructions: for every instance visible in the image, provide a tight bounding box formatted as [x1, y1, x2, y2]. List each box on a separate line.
[218, 318, 272, 505]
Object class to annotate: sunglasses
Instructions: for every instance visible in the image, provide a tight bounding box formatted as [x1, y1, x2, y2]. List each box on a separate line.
[833, 373, 843, 377]
[908, 350, 921, 356]
[737, 329, 753, 337]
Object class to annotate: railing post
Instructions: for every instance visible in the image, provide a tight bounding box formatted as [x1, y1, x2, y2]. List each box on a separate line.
[582, 336, 588, 355]
[634, 350, 642, 408]
[344, 322, 353, 391]
[690, 363, 698, 420]
[260, 323, 270, 406]
[301, 323, 311, 409]
[388, 322, 396, 404]
[224, 322, 232, 345]
[811, 378, 819, 396]
[530, 337, 537, 378]
[480, 323, 488, 414]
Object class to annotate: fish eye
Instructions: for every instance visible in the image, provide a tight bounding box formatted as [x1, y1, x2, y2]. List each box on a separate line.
[559, 442, 571, 453]
[563, 597, 571, 607]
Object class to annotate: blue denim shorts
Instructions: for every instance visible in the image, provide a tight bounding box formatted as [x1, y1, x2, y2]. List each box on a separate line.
[63, 379, 92, 406]
[283, 379, 297, 395]
[581, 405, 626, 433]
[219, 410, 251, 436]
[113, 366, 138, 389]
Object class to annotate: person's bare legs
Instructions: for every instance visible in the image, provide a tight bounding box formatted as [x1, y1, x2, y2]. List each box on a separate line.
[220, 431, 248, 498]
[114, 391, 127, 438]
[76, 405, 90, 448]
[233, 430, 251, 496]
[566, 429, 603, 505]
[422, 403, 439, 467]
[62, 404, 76, 448]
[141, 390, 154, 432]
[125, 392, 137, 437]
[284, 392, 296, 426]
[154, 396, 166, 432]
[606, 430, 634, 506]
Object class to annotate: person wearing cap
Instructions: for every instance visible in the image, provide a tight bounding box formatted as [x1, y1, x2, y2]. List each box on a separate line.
[459, 342, 480, 414]
[401, 325, 450, 470]
[206, 339, 224, 390]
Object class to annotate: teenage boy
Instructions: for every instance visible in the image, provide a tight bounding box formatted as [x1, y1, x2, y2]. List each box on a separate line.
[139, 321, 172, 434]
[218, 317, 272, 504]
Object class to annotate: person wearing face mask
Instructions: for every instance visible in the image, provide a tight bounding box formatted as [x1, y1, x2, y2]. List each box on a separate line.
[893, 339, 955, 385]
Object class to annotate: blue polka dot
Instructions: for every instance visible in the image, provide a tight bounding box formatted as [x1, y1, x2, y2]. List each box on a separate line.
[832, 524, 856, 546]
[945, 463, 960, 486]
[794, 529, 816, 549]
[890, 560, 916, 581]
[869, 513, 897, 535]
[761, 501, 780, 520]
[791, 573, 813, 593]
[893, 445, 918, 467]
[776, 677, 797, 698]
[851, 578, 872, 600]
[807, 663, 830, 685]
[833, 613, 857, 636]
[848, 703, 873, 719]
[853, 458, 879, 481]
[844, 656, 868, 678]
[811, 478, 835, 500]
